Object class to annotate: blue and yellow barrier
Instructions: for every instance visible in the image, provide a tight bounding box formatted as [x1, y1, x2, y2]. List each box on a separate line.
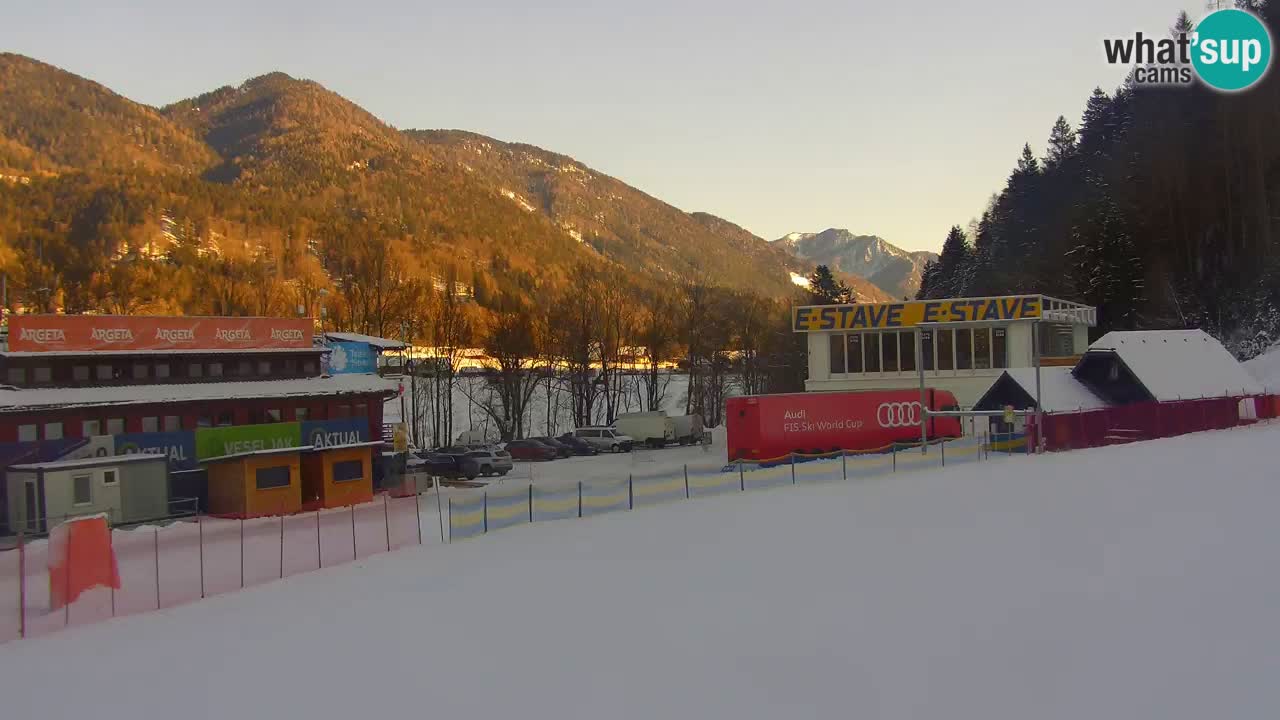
[485, 488, 531, 531]
[632, 471, 687, 507]
[687, 468, 739, 498]
[449, 493, 487, 540]
[580, 479, 629, 516]
[532, 484, 580, 522]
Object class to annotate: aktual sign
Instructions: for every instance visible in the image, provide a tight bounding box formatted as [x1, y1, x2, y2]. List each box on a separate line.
[302, 418, 368, 449]
[8, 315, 314, 352]
[793, 296, 1042, 332]
[116, 432, 197, 470]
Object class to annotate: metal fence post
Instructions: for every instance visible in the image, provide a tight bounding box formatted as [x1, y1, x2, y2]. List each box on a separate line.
[892, 444, 897, 472]
[350, 503, 357, 560]
[240, 517, 246, 589]
[842, 451, 847, 480]
[414, 488, 422, 545]
[64, 530, 71, 627]
[17, 526, 25, 639]
[316, 510, 322, 569]
[109, 525, 116, 617]
[198, 514, 206, 599]
[791, 454, 797, 485]
[384, 494, 392, 551]
[739, 461, 745, 492]
[577, 481, 583, 518]
[280, 513, 286, 579]
[528, 484, 534, 523]
[628, 474, 634, 510]
[483, 491, 488, 533]
[447, 497, 453, 543]
[941, 439, 946, 466]
[684, 465, 690, 499]
[153, 527, 161, 610]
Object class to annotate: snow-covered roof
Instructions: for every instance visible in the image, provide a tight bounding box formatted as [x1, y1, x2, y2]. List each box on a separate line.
[1244, 342, 1280, 392]
[1083, 330, 1264, 401]
[202, 445, 315, 464]
[0, 374, 400, 413]
[975, 367, 1109, 413]
[10, 453, 166, 472]
[323, 332, 407, 351]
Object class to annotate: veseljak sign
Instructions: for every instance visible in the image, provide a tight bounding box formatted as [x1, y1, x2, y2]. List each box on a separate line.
[7, 315, 314, 352]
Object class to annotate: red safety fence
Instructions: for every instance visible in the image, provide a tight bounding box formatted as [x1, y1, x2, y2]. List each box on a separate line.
[0, 492, 428, 645]
[1035, 395, 1275, 452]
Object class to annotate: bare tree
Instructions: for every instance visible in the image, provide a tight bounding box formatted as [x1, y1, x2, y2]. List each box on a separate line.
[475, 307, 546, 441]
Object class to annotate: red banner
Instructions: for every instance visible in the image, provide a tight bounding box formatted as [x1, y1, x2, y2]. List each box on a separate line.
[7, 315, 314, 352]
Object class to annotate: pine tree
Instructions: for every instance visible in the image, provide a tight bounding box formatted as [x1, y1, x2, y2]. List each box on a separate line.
[807, 264, 851, 304]
[1045, 116, 1077, 170]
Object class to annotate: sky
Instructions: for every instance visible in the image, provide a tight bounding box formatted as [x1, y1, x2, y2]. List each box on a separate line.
[3, 0, 1191, 252]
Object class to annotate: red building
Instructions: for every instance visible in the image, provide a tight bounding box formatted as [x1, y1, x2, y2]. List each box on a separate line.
[0, 315, 396, 444]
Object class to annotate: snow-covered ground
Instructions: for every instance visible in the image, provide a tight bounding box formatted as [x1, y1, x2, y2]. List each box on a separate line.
[3, 423, 1279, 719]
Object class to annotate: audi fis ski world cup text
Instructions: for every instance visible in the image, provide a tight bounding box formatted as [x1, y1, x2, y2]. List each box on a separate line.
[1103, 8, 1272, 91]
[781, 409, 865, 434]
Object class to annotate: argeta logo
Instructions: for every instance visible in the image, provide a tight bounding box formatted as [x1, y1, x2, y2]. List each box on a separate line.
[1103, 9, 1272, 92]
[19, 327, 66, 344]
[155, 327, 195, 343]
[876, 402, 922, 429]
[215, 328, 252, 342]
[271, 328, 304, 342]
[90, 327, 134, 344]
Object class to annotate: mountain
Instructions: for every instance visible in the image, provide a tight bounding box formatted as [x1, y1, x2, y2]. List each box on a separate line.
[776, 229, 937, 300]
[0, 53, 215, 177]
[0, 55, 809, 316]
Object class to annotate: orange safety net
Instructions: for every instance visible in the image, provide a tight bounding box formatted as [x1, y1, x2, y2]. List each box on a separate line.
[48, 516, 121, 610]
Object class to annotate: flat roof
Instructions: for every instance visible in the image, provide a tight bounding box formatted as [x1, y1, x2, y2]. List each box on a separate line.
[0, 347, 326, 359]
[323, 332, 407, 350]
[10, 453, 166, 472]
[0, 374, 399, 412]
[201, 445, 315, 464]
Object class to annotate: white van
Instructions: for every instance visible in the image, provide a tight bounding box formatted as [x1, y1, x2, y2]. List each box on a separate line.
[572, 427, 634, 453]
[670, 414, 704, 445]
[613, 412, 676, 449]
[455, 429, 491, 447]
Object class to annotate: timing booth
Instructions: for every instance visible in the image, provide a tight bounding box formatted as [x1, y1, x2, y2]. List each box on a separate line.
[204, 446, 307, 517]
[300, 442, 379, 509]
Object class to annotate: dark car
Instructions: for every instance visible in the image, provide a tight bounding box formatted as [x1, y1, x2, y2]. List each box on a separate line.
[530, 436, 574, 458]
[413, 450, 480, 480]
[555, 434, 600, 456]
[504, 439, 559, 461]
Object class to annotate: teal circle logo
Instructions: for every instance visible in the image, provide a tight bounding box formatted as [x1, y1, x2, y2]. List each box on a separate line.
[1192, 9, 1272, 91]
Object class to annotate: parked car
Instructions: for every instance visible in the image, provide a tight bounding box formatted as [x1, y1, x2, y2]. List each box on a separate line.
[555, 434, 600, 456]
[459, 448, 513, 477]
[614, 412, 676, 448]
[411, 450, 480, 480]
[572, 427, 635, 453]
[505, 439, 559, 461]
[529, 436, 574, 458]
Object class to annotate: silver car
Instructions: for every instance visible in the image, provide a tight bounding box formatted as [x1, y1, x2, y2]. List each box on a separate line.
[572, 427, 635, 453]
[464, 448, 513, 477]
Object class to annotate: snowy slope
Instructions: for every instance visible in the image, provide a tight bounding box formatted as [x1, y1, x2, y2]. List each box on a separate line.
[3, 424, 1280, 720]
[1244, 342, 1280, 391]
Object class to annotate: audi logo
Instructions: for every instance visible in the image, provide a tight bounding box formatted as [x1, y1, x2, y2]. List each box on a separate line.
[877, 401, 922, 428]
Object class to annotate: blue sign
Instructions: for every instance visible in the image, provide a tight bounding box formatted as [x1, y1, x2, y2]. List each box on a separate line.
[327, 341, 378, 375]
[302, 418, 369, 450]
[115, 431, 197, 470]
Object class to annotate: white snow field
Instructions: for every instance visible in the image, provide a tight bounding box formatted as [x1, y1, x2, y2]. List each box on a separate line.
[1245, 342, 1280, 390]
[3, 423, 1280, 720]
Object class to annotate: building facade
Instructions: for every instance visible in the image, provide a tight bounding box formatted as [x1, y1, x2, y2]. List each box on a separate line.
[794, 295, 1097, 407]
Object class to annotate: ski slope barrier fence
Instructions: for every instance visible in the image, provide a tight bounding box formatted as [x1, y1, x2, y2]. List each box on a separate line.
[0, 433, 1006, 645]
[446, 436, 993, 542]
[0, 492, 426, 644]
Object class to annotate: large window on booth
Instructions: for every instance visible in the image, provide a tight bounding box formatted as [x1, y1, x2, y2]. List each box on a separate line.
[332, 459, 365, 483]
[255, 465, 292, 490]
[846, 334, 863, 373]
[936, 329, 954, 371]
[898, 332, 916, 372]
[828, 335, 845, 375]
[956, 329, 973, 370]
[993, 328, 1008, 368]
[863, 333, 881, 373]
[974, 328, 992, 370]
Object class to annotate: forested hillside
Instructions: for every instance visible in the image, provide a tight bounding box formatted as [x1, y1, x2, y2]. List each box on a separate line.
[917, 8, 1280, 360]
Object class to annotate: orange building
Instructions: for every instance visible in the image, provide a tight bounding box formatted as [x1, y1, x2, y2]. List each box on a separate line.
[300, 442, 377, 509]
[204, 447, 305, 517]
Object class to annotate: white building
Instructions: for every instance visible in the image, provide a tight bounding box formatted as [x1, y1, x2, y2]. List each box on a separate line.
[796, 294, 1098, 407]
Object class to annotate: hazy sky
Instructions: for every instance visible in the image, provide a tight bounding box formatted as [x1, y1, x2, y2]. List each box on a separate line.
[4, 0, 1189, 251]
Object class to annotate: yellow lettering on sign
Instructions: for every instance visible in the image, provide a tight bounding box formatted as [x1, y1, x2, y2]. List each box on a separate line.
[792, 296, 1043, 332]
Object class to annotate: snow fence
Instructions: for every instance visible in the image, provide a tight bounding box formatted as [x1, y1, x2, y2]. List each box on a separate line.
[446, 435, 992, 542]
